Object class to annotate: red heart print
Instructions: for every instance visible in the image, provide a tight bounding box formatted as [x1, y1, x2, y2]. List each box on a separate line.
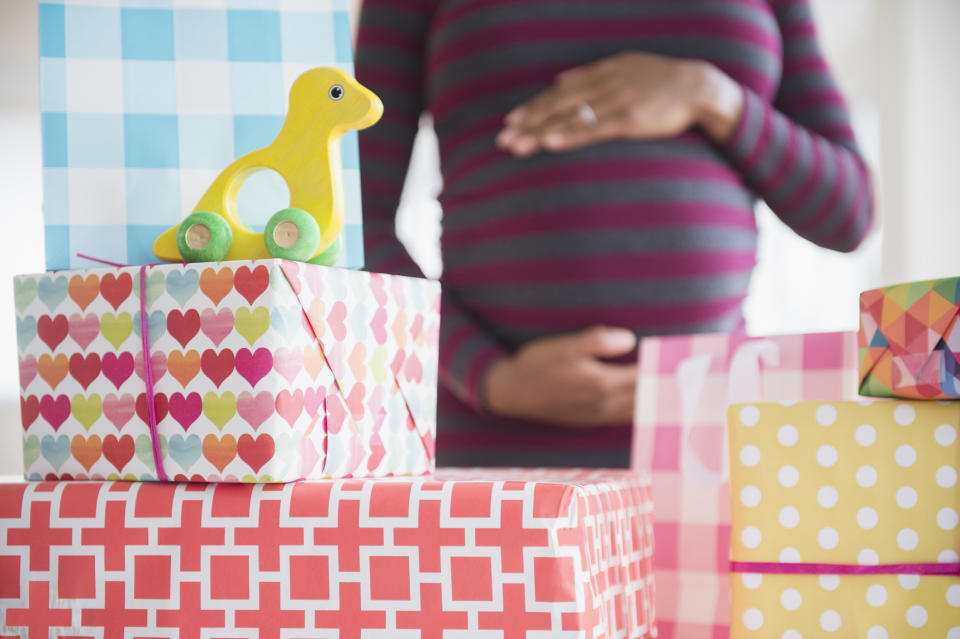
[169, 392, 202, 430]
[237, 391, 274, 430]
[68, 273, 100, 311]
[274, 389, 304, 427]
[297, 435, 321, 477]
[305, 267, 324, 297]
[390, 349, 406, 378]
[390, 276, 407, 307]
[21, 395, 40, 430]
[367, 432, 387, 471]
[420, 430, 435, 461]
[103, 393, 135, 430]
[345, 434, 365, 474]
[280, 262, 301, 294]
[328, 302, 348, 341]
[390, 313, 407, 349]
[234, 265, 269, 305]
[167, 309, 200, 348]
[367, 386, 386, 421]
[235, 348, 272, 387]
[199, 266, 234, 305]
[302, 344, 325, 381]
[40, 394, 70, 431]
[101, 352, 134, 390]
[304, 386, 325, 418]
[403, 353, 424, 383]
[200, 349, 235, 388]
[200, 308, 233, 346]
[135, 392, 169, 425]
[100, 272, 133, 311]
[71, 434, 102, 472]
[172, 473, 202, 482]
[370, 307, 388, 345]
[69, 352, 101, 390]
[273, 347, 302, 384]
[345, 385, 365, 420]
[38, 315, 69, 351]
[237, 433, 275, 473]
[369, 273, 387, 306]
[19, 355, 37, 390]
[68, 313, 100, 351]
[134, 351, 167, 383]
[202, 433, 237, 473]
[102, 434, 135, 472]
[410, 314, 425, 343]
[325, 392, 348, 434]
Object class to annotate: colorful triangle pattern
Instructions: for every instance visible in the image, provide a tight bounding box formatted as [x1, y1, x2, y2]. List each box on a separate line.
[858, 276, 960, 398]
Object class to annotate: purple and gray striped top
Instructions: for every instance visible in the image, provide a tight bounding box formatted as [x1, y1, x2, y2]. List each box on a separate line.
[356, 0, 873, 467]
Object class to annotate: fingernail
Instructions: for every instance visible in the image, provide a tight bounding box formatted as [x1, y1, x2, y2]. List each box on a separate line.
[610, 329, 638, 350]
[505, 108, 526, 124]
[513, 135, 536, 154]
[543, 132, 565, 148]
[496, 129, 517, 148]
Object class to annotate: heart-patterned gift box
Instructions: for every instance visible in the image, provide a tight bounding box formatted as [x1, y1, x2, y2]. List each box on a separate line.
[14, 259, 440, 482]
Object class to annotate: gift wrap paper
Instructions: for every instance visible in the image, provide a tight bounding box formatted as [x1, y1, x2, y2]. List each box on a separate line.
[859, 277, 960, 399]
[15, 259, 440, 482]
[728, 400, 960, 638]
[632, 331, 859, 638]
[0, 469, 656, 639]
[39, 0, 366, 270]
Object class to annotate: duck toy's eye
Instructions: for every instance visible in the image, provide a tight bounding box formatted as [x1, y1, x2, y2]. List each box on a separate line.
[329, 85, 344, 100]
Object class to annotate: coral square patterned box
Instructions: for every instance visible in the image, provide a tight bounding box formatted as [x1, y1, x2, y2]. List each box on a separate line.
[727, 400, 960, 638]
[14, 259, 439, 482]
[0, 469, 656, 638]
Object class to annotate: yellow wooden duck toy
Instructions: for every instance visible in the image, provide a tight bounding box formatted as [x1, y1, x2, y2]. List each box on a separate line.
[153, 67, 383, 265]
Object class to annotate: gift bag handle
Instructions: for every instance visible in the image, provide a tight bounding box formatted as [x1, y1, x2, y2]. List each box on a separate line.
[677, 339, 780, 487]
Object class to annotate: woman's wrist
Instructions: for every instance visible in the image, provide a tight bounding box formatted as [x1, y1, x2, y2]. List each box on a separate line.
[687, 60, 745, 144]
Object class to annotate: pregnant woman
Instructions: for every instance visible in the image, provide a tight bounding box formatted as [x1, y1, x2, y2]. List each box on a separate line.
[355, 0, 873, 467]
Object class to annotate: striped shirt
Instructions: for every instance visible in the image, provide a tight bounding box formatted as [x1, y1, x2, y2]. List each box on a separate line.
[356, 0, 873, 467]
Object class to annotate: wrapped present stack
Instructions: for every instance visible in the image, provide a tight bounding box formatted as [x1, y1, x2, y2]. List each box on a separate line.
[1, 2, 659, 637]
[725, 277, 960, 638]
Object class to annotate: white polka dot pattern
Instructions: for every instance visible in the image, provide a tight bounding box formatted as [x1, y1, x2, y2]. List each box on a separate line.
[731, 573, 960, 639]
[728, 400, 960, 639]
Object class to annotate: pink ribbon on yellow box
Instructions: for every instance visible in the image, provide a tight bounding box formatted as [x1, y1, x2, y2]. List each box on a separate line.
[727, 399, 960, 638]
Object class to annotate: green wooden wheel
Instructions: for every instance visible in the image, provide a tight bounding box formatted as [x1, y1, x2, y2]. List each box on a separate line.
[176, 211, 233, 262]
[307, 235, 342, 266]
[264, 208, 322, 262]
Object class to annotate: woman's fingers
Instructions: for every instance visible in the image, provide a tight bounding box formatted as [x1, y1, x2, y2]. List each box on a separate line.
[499, 88, 626, 156]
[511, 73, 612, 130]
[499, 66, 615, 147]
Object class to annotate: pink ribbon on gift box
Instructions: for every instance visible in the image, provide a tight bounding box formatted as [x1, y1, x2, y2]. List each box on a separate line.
[137, 264, 168, 481]
[78, 254, 169, 481]
[730, 561, 960, 576]
[78, 254, 434, 479]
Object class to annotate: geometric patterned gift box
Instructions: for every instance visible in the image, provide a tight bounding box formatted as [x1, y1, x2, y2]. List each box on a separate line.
[727, 400, 960, 638]
[859, 276, 960, 399]
[39, 0, 366, 270]
[632, 331, 860, 639]
[0, 468, 656, 638]
[15, 259, 439, 482]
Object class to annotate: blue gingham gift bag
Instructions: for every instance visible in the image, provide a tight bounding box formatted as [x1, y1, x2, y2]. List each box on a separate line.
[38, 0, 364, 270]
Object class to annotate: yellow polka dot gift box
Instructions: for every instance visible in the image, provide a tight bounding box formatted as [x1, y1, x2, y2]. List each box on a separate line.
[727, 400, 960, 638]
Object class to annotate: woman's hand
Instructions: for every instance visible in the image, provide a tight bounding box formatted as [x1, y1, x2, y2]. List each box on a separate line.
[482, 326, 638, 427]
[496, 52, 744, 156]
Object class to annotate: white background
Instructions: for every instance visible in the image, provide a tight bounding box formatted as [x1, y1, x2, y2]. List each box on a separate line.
[1, 0, 958, 476]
